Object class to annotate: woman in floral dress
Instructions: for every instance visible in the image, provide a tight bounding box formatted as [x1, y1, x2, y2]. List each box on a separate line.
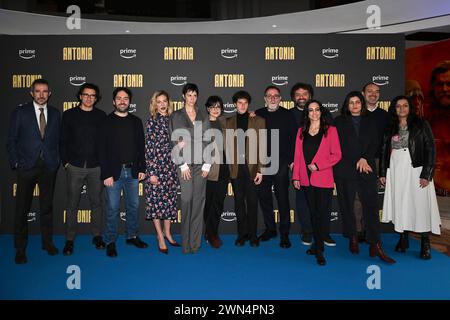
[145, 90, 180, 254]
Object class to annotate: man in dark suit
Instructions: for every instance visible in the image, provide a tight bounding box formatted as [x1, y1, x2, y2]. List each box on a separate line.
[7, 79, 61, 264]
[224, 90, 265, 247]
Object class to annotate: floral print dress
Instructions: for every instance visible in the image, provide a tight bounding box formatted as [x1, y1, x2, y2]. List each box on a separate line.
[144, 113, 179, 220]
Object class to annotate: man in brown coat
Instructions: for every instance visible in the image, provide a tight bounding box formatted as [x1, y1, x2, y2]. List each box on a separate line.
[224, 90, 266, 247]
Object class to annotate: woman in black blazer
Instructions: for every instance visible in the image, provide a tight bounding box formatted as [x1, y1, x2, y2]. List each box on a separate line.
[334, 91, 395, 264]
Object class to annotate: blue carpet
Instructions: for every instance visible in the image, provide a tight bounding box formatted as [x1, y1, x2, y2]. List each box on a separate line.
[1, 234, 449, 300]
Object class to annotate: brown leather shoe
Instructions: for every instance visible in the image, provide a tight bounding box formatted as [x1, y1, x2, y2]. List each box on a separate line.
[369, 242, 396, 264]
[349, 236, 359, 254]
[209, 235, 222, 249]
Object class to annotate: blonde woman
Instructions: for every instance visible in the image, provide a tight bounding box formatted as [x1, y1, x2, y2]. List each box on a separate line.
[145, 90, 180, 254]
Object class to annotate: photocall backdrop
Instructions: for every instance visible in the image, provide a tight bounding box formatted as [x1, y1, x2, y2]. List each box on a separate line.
[0, 34, 404, 235]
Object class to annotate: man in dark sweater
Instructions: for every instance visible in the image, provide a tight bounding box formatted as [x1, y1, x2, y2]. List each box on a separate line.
[60, 83, 107, 256]
[362, 82, 389, 158]
[255, 86, 297, 248]
[289, 82, 335, 247]
[358, 82, 389, 243]
[98, 87, 148, 257]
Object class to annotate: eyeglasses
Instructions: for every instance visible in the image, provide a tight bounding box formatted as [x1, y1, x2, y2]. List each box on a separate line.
[208, 105, 222, 110]
[265, 94, 281, 99]
[81, 93, 97, 99]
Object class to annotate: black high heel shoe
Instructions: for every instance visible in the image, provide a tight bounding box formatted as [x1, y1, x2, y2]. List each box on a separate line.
[158, 246, 168, 254]
[165, 236, 181, 247]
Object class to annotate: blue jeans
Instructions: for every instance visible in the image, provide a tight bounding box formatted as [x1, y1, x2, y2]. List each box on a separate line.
[104, 168, 139, 244]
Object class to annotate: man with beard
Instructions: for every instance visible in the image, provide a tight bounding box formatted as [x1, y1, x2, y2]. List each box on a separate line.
[427, 61, 450, 195]
[7, 79, 61, 264]
[290, 82, 335, 247]
[98, 87, 148, 257]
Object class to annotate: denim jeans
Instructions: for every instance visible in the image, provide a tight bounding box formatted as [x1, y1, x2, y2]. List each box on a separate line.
[104, 168, 139, 244]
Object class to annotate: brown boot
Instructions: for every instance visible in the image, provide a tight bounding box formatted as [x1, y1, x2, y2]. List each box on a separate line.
[209, 235, 222, 249]
[349, 235, 359, 254]
[369, 242, 396, 264]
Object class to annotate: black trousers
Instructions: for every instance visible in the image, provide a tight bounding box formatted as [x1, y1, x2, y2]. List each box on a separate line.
[65, 165, 103, 241]
[15, 159, 57, 250]
[335, 174, 380, 244]
[204, 176, 228, 238]
[256, 164, 291, 235]
[304, 186, 333, 251]
[231, 165, 258, 240]
[295, 188, 313, 234]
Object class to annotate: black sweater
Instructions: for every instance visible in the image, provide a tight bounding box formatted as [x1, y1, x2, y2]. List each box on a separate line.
[60, 106, 106, 168]
[98, 112, 145, 181]
[255, 106, 297, 166]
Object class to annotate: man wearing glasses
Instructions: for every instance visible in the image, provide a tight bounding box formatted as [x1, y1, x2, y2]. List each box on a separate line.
[255, 86, 297, 248]
[60, 83, 107, 256]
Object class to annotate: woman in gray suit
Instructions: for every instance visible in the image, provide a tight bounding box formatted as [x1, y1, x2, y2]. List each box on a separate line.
[169, 83, 211, 254]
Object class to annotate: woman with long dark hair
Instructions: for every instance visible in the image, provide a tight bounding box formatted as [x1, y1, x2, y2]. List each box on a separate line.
[292, 100, 341, 265]
[334, 91, 395, 264]
[380, 95, 441, 259]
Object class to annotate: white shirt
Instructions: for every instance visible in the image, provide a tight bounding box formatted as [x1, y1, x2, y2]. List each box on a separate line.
[33, 101, 47, 130]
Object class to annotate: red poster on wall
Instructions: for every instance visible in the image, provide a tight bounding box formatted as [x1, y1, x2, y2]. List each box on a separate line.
[406, 39, 450, 196]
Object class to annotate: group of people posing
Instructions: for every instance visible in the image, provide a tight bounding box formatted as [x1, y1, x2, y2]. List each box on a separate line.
[7, 79, 441, 266]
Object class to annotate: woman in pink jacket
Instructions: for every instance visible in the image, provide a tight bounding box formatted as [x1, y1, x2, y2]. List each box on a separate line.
[292, 100, 342, 266]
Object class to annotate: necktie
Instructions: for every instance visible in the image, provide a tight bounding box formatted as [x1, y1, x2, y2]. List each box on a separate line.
[39, 107, 46, 139]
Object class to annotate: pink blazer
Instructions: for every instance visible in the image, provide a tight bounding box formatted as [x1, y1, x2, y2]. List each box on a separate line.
[292, 126, 342, 188]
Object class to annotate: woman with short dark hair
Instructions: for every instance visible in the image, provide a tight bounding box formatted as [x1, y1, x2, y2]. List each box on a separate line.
[203, 96, 229, 248]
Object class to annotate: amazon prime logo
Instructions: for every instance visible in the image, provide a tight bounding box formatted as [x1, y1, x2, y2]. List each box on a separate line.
[322, 48, 339, 59]
[120, 48, 137, 59]
[170, 75, 188, 86]
[28, 212, 37, 222]
[330, 211, 338, 222]
[323, 102, 339, 113]
[372, 75, 389, 86]
[221, 211, 236, 222]
[19, 49, 36, 60]
[223, 102, 236, 114]
[69, 75, 87, 86]
[221, 48, 238, 59]
[272, 75, 288, 86]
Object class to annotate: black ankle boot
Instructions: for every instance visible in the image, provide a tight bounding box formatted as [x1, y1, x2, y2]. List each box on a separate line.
[420, 234, 431, 260]
[315, 250, 326, 266]
[395, 232, 409, 253]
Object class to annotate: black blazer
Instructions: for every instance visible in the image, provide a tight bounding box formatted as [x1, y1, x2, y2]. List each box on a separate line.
[380, 119, 436, 181]
[7, 102, 61, 170]
[98, 112, 145, 181]
[333, 114, 380, 180]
